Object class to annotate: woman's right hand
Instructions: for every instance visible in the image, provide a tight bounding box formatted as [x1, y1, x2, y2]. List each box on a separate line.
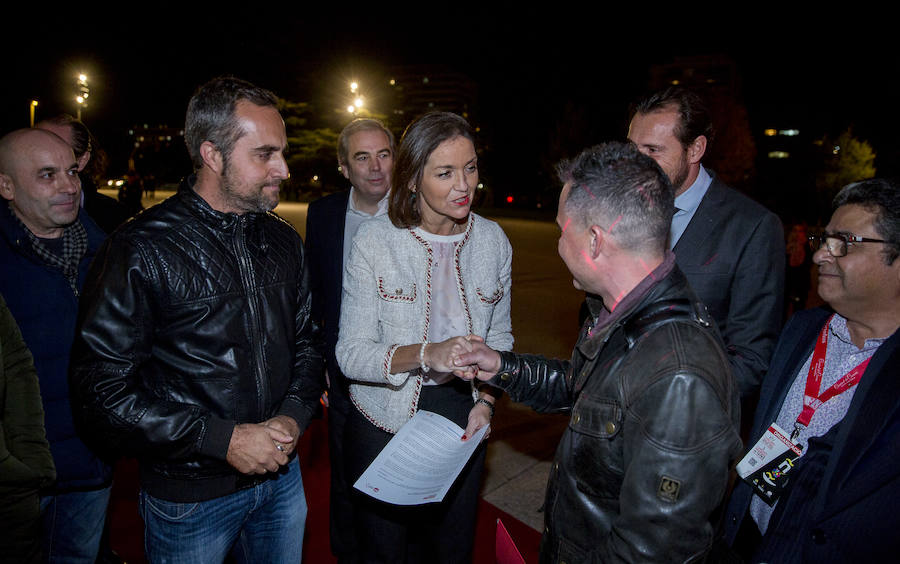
[424, 336, 475, 372]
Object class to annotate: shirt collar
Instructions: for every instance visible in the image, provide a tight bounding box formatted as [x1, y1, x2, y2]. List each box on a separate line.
[347, 186, 389, 217]
[586, 251, 677, 338]
[674, 165, 712, 213]
[829, 313, 888, 351]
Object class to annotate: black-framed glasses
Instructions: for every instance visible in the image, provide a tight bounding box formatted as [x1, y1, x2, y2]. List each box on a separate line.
[808, 232, 888, 257]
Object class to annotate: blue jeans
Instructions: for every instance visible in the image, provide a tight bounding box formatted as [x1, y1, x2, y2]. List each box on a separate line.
[139, 459, 306, 564]
[40, 486, 111, 564]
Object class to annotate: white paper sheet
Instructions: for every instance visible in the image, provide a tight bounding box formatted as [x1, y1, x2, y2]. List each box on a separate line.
[353, 410, 489, 505]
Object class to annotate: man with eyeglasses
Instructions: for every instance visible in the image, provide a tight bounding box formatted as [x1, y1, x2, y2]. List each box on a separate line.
[721, 178, 900, 562]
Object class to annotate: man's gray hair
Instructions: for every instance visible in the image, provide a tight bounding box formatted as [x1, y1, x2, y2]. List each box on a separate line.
[557, 142, 674, 255]
[337, 118, 395, 166]
[834, 178, 900, 264]
[184, 76, 279, 170]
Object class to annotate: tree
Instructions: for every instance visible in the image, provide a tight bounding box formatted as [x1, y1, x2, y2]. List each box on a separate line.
[279, 99, 341, 200]
[815, 127, 876, 217]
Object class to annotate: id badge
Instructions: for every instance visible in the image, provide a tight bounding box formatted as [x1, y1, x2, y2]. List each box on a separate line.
[736, 423, 803, 506]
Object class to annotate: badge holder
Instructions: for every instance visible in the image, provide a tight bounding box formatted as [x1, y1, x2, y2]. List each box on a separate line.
[736, 423, 803, 506]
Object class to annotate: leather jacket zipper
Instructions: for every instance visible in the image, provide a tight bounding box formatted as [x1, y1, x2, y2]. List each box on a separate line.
[235, 217, 268, 420]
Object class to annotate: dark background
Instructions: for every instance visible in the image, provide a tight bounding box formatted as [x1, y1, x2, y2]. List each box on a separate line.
[3, 9, 896, 220]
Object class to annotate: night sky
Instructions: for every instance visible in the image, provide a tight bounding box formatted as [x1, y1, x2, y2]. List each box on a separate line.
[3, 10, 897, 207]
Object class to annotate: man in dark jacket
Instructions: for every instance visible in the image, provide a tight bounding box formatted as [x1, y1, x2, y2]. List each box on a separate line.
[0, 128, 111, 563]
[0, 294, 56, 564]
[722, 178, 900, 562]
[305, 117, 394, 562]
[627, 87, 784, 400]
[70, 77, 324, 563]
[454, 142, 742, 563]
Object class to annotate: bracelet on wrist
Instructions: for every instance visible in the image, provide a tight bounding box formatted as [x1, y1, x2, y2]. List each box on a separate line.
[475, 397, 495, 417]
[419, 341, 430, 373]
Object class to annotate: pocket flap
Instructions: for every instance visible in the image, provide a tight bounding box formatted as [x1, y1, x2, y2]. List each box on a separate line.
[377, 277, 417, 303]
[570, 394, 623, 439]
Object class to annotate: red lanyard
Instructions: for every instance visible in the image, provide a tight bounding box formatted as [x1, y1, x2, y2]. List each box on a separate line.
[792, 315, 870, 440]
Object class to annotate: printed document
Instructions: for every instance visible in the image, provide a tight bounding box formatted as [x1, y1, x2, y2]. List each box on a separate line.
[353, 410, 489, 505]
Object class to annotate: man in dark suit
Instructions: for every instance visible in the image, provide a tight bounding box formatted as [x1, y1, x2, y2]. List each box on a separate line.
[722, 178, 900, 562]
[305, 118, 394, 562]
[627, 87, 785, 398]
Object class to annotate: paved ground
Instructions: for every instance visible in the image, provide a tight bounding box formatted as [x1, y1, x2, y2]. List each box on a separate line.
[110, 189, 582, 532]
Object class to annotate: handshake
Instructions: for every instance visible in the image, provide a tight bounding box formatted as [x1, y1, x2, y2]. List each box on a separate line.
[423, 334, 502, 381]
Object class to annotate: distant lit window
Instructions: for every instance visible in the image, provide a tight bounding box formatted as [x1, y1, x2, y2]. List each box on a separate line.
[671, 79, 680, 85]
[764, 129, 777, 137]
[779, 129, 799, 136]
[768, 151, 790, 159]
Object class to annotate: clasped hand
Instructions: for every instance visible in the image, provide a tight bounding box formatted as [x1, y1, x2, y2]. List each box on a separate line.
[226, 415, 300, 475]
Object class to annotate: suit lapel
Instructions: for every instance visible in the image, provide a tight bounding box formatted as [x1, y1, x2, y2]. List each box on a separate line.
[672, 176, 726, 260]
[329, 191, 350, 288]
[817, 331, 900, 519]
[749, 311, 828, 440]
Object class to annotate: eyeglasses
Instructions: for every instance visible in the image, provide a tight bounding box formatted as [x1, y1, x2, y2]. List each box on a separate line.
[808, 232, 888, 257]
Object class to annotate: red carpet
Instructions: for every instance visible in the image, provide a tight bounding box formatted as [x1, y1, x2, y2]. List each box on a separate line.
[107, 413, 541, 563]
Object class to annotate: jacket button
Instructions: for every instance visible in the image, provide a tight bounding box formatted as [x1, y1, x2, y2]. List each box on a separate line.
[811, 528, 826, 544]
[573, 413, 581, 424]
[395, 288, 403, 294]
[500, 373, 511, 381]
[605, 421, 616, 434]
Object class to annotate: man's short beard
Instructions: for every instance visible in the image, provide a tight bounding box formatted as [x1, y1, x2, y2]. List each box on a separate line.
[221, 161, 279, 214]
[670, 149, 691, 193]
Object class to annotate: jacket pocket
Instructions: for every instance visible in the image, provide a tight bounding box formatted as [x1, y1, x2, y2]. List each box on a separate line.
[569, 393, 624, 499]
[475, 282, 503, 305]
[376, 276, 417, 331]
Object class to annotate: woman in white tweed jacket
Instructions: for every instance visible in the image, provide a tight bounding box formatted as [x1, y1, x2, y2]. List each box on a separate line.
[335, 112, 512, 562]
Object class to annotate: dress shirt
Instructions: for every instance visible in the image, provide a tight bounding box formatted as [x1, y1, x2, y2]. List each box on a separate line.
[342, 187, 389, 269]
[670, 165, 712, 249]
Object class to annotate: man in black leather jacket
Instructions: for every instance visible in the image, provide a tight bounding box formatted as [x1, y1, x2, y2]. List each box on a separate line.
[70, 77, 323, 562]
[455, 143, 742, 563]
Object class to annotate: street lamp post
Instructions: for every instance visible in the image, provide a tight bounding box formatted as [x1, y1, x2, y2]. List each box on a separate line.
[76, 73, 89, 120]
[347, 81, 364, 114]
[29, 100, 38, 127]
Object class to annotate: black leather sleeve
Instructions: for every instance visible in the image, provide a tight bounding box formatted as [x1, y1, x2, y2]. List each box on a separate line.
[488, 351, 573, 414]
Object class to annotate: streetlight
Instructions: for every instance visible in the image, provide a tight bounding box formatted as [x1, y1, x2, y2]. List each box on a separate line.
[29, 100, 38, 127]
[76, 73, 89, 120]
